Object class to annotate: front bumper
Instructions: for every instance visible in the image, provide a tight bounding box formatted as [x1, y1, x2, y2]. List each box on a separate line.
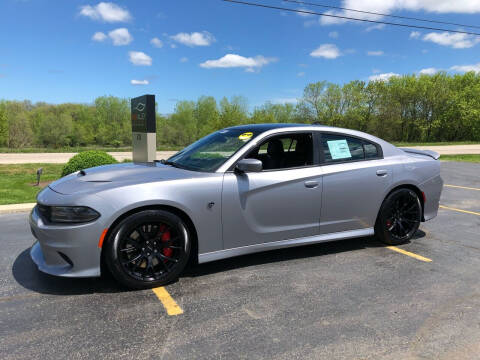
[29, 189, 108, 278]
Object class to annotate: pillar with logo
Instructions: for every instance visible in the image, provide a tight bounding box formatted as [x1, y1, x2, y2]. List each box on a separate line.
[131, 94, 156, 162]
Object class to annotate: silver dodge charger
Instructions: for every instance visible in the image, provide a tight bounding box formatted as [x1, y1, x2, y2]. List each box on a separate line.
[30, 124, 443, 288]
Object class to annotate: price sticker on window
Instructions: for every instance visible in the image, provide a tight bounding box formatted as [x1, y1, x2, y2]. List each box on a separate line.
[327, 139, 352, 159]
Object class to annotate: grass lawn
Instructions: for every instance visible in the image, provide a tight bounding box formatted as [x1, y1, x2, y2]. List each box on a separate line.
[440, 154, 480, 163]
[0, 164, 64, 205]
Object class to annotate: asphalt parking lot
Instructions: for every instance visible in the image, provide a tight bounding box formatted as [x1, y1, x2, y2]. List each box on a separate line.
[1, 161, 479, 360]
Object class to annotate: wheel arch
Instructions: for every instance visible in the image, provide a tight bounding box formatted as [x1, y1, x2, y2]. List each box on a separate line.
[100, 204, 199, 276]
[382, 183, 425, 221]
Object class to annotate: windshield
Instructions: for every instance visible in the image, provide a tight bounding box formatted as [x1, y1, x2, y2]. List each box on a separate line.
[166, 129, 258, 172]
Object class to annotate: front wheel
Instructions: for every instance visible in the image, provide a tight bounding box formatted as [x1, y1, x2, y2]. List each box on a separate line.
[375, 188, 422, 245]
[105, 210, 191, 289]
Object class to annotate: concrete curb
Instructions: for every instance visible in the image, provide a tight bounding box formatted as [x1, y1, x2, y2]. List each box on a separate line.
[0, 203, 36, 214]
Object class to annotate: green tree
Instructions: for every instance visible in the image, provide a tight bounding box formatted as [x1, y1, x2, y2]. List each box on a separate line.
[195, 96, 219, 138]
[37, 113, 73, 148]
[0, 102, 8, 146]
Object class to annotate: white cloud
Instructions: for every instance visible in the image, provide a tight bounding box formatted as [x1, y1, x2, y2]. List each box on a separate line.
[92, 32, 107, 42]
[328, 31, 339, 38]
[421, 32, 480, 49]
[150, 37, 163, 48]
[80, 2, 131, 23]
[170, 31, 216, 47]
[128, 51, 152, 66]
[297, 8, 314, 17]
[369, 72, 400, 81]
[297, 72, 305, 77]
[367, 50, 384, 56]
[319, 1, 480, 26]
[180, 57, 189, 63]
[450, 62, 480, 73]
[419, 67, 439, 75]
[365, 24, 385, 32]
[310, 44, 341, 59]
[108, 28, 132, 46]
[131, 79, 149, 85]
[200, 54, 277, 71]
[410, 31, 421, 39]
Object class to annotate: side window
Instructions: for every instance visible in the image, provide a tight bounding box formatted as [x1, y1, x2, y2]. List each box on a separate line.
[321, 134, 382, 163]
[246, 133, 314, 170]
[321, 134, 364, 163]
[364, 141, 380, 159]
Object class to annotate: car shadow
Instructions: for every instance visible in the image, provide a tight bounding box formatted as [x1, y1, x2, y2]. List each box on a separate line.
[12, 249, 125, 295]
[12, 230, 426, 295]
[183, 230, 427, 278]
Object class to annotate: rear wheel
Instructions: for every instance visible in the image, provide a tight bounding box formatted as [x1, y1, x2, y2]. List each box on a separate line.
[105, 210, 191, 289]
[375, 188, 422, 245]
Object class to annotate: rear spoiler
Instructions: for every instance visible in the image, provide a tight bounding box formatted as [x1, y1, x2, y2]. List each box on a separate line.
[399, 148, 440, 160]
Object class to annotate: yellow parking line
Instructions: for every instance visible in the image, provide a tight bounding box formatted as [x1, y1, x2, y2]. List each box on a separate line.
[386, 246, 432, 262]
[152, 287, 183, 316]
[445, 184, 480, 191]
[439, 205, 480, 216]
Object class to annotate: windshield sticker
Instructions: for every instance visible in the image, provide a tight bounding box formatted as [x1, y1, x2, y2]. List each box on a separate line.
[327, 139, 352, 159]
[238, 132, 253, 141]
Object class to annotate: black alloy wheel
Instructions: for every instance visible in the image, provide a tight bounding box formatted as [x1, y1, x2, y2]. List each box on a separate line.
[375, 188, 422, 245]
[105, 210, 191, 289]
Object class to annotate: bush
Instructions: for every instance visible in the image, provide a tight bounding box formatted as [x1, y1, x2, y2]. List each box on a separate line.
[61, 150, 118, 177]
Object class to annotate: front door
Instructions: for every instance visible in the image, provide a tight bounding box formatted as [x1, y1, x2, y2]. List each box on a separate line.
[221, 132, 323, 250]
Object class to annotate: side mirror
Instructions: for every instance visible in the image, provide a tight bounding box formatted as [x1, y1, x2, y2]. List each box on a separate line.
[235, 158, 263, 173]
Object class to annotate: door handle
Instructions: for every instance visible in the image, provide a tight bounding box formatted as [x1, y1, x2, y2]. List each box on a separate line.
[376, 169, 388, 177]
[304, 180, 319, 188]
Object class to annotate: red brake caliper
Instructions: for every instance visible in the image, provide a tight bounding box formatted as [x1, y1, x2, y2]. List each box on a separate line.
[160, 225, 173, 258]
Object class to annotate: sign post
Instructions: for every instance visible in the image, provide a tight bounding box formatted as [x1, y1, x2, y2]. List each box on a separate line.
[131, 94, 156, 162]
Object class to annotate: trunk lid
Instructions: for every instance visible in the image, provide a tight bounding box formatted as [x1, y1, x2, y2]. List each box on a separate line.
[399, 148, 440, 160]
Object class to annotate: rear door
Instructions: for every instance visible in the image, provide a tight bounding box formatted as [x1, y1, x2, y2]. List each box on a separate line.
[222, 132, 323, 249]
[319, 132, 393, 234]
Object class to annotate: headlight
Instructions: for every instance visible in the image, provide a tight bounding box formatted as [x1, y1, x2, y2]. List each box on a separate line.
[39, 205, 100, 224]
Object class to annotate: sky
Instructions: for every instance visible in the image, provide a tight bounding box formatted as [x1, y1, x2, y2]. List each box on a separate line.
[0, 0, 480, 113]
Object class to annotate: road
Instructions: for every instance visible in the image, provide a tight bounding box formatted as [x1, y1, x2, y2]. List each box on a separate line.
[0, 144, 479, 164]
[0, 151, 177, 164]
[0, 162, 479, 359]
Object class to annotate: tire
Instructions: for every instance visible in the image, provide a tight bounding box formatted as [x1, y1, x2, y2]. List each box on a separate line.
[375, 188, 422, 245]
[104, 210, 191, 289]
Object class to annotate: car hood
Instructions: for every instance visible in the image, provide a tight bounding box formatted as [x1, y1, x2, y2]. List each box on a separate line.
[48, 162, 204, 195]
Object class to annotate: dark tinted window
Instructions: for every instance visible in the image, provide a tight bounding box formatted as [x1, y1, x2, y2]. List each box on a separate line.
[246, 133, 314, 170]
[364, 141, 380, 159]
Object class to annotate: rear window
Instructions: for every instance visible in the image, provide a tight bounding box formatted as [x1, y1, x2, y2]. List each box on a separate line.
[364, 142, 380, 159]
[321, 133, 381, 163]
